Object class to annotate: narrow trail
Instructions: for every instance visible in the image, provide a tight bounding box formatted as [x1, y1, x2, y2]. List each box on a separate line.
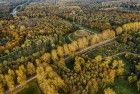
[65, 37, 116, 61]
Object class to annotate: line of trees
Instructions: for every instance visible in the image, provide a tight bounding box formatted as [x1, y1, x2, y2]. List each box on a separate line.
[0, 29, 22, 54]
[55, 8, 140, 30]
[38, 54, 124, 94]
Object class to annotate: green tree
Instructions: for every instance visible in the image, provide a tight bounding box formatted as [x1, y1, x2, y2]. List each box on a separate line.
[137, 80, 140, 91]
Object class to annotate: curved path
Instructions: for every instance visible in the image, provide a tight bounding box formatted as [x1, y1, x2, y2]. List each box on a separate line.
[10, 0, 30, 17]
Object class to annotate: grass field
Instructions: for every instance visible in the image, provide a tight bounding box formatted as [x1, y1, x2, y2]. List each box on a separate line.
[114, 78, 139, 94]
[114, 56, 139, 94]
[18, 80, 42, 94]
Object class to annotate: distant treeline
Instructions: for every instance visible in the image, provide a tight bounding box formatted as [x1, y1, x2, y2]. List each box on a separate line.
[0, 12, 13, 20]
[0, 0, 30, 19]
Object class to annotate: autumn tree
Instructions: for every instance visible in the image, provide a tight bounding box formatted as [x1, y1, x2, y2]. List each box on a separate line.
[16, 65, 27, 86]
[51, 49, 59, 62]
[135, 63, 140, 71]
[5, 74, 15, 92]
[74, 57, 85, 72]
[90, 34, 100, 45]
[87, 78, 98, 94]
[104, 87, 116, 94]
[8, 69, 15, 78]
[37, 63, 65, 94]
[57, 46, 64, 57]
[63, 44, 70, 56]
[0, 83, 4, 94]
[128, 75, 137, 84]
[116, 26, 123, 35]
[0, 74, 5, 86]
[36, 65, 46, 84]
[137, 80, 140, 91]
[77, 38, 85, 49]
[27, 62, 36, 76]
[41, 53, 51, 63]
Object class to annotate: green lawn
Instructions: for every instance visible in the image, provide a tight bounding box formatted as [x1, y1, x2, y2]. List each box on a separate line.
[114, 78, 139, 94]
[18, 80, 42, 94]
[113, 56, 139, 94]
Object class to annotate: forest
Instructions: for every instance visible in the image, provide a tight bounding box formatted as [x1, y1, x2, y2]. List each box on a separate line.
[0, 0, 140, 94]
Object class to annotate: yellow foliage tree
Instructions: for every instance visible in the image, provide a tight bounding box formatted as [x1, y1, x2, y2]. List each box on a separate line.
[116, 26, 123, 35]
[5, 74, 15, 92]
[0, 83, 4, 94]
[27, 62, 36, 76]
[41, 53, 51, 63]
[57, 46, 64, 57]
[16, 65, 26, 86]
[51, 49, 59, 61]
[104, 87, 116, 94]
[63, 44, 70, 56]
